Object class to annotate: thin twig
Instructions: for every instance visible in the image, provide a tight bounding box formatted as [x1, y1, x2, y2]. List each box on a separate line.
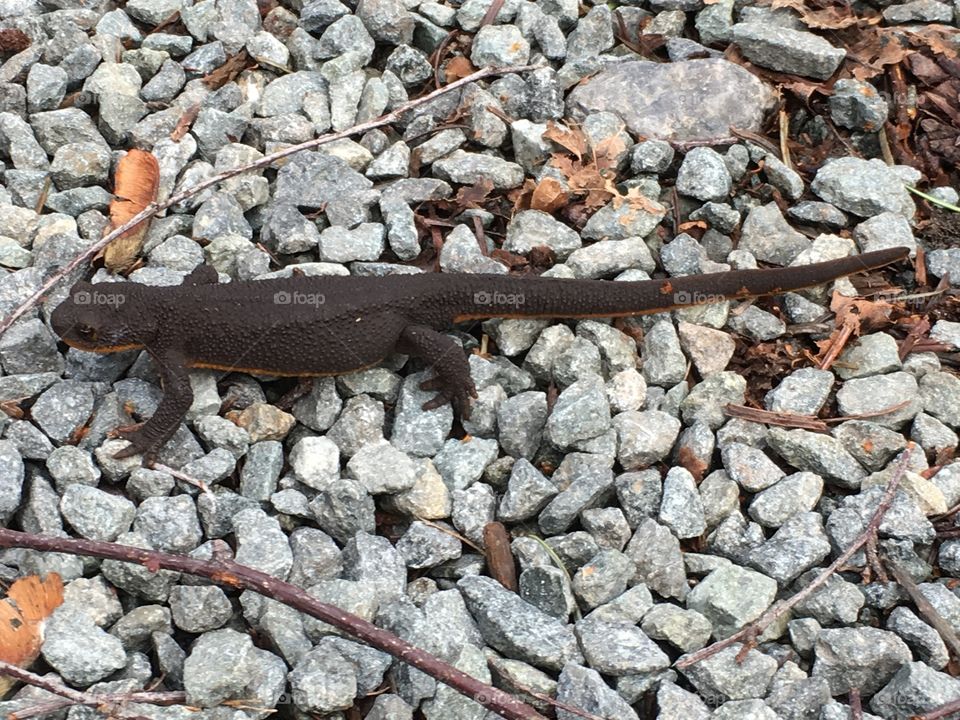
[914, 697, 960, 720]
[723, 404, 827, 431]
[885, 557, 960, 660]
[479, 0, 506, 29]
[822, 400, 912, 424]
[0, 63, 540, 338]
[849, 687, 862, 720]
[8, 690, 187, 720]
[488, 673, 607, 720]
[877, 125, 894, 166]
[778, 109, 792, 168]
[676, 446, 914, 670]
[0, 530, 548, 720]
[0, 661, 180, 720]
[152, 461, 214, 502]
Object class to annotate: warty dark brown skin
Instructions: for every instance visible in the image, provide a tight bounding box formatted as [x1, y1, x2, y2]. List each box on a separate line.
[50, 246, 910, 463]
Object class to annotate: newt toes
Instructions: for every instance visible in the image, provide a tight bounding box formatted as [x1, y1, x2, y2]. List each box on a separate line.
[50, 247, 910, 462]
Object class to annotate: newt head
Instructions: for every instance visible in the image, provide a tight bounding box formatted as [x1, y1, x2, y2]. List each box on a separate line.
[51, 280, 154, 353]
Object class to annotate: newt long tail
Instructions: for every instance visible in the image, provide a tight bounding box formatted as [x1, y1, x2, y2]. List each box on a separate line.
[451, 246, 911, 322]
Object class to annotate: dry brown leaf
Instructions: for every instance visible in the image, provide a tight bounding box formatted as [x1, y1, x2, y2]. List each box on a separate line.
[544, 121, 588, 161]
[507, 177, 536, 214]
[770, 0, 873, 29]
[444, 56, 476, 82]
[677, 446, 708, 483]
[171, 102, 201, 141]
[0, 574, 64, 698]
[782, 79, 826, 103]
[202, 50, 252, 90]
[547, 131, 651, 214]
[617, 184, 663, 215]
[455, 178, 494, 209]
[592, 133, 627, 174]
[847, 27, 912, 80]
[832, 293, 898, 328]
[530, 176, 569, 213]
[904, 25, 959, 59]
[816, 291, 898, 362]
[104, 149, 161, 272]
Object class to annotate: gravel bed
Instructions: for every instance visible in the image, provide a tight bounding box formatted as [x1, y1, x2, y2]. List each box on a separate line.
[1, 0, 959, 718]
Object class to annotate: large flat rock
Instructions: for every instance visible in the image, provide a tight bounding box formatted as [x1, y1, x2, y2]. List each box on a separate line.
[566, 58, 776, 144]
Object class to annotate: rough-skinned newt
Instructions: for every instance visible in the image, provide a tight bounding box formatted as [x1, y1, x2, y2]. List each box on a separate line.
[50, 246, 910, 463]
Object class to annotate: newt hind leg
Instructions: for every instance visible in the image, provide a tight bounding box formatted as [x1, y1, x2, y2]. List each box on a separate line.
[397, 324, 477, 419]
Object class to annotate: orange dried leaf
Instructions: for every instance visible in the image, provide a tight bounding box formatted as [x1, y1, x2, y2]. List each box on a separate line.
[677, 446, 708, 484]
[544, 121, 588, 160]
[530, 177, 569, 213]
[617, 185, 663, 215]
[171, 103, 201, 141]
[202, 50, 251, 90]
[782, 79, 825, 103]
[0, 574, 64, 697]
[444, 56, 476, 82]
[105, 149, 160, 272]
[847, 27, 911, 80]
[817, 291, 898, 367]
[592, 133, 627, 174]
[831, 292, 897, 329]
[903, 25, 959, 58]
[507, 177, 536, 213]
[770, 0, 870, 29]
[455, 178, 494, 209]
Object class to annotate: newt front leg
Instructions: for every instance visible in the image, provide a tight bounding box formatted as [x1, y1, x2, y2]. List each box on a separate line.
[113, 349, 193, 465]
[397, 324, 478, 418]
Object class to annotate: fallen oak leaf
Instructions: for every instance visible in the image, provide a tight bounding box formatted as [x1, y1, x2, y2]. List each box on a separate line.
[444, 55, 476, 82]
[591, 132, 628, 175]
[0, 574, 64, 698]
[543, 120, 588, 161]
[171, 102, 201, 141]
[901, 24, 959, 59]
[772, 0, 875, 29]
[530, 176, 569, 214]
[507, 177, 536, 213]
[613, 185, 664, 215]
[677, 445, 708, 483]
[201, 49, 252, 90]
[817, 291, 898, 369]
[103, 149, 161, 272]
[847, 26, 912, 79]
[455, 178, 494, 210]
